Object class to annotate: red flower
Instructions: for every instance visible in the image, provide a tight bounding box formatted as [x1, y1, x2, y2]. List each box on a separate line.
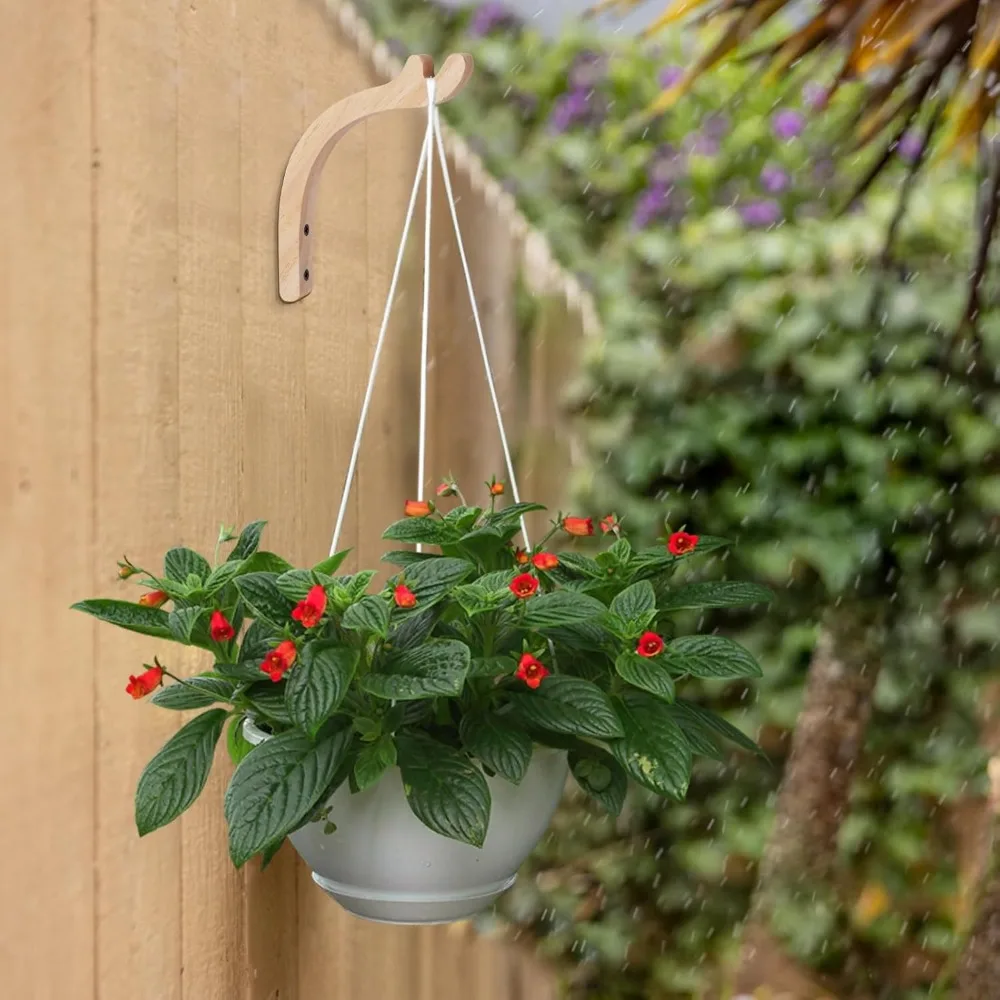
[261, 640, 297, 682]
[600, 514, 620, 535]
[532, 551, 559, 571]
[513, 547, 530, 565]
[489, 480, 505, 496]
[394, 584, 417, 608]
[510, 573, 539, 599]
[637, 632, 665, 658]
[515, 653, 549, 689]
[667, 531, 699, 556]
[404, 499, 433, 517]
[126, 665, 164, 699]
[562, 516, 594, 537]
[436, 480, 458, 498]
[292, 585, 327, 628]
[209, 610, 235, 642]
[138, 590, 168, 609]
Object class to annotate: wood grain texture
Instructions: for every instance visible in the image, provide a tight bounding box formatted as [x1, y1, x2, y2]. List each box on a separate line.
[177, 0, 246, 996]
[0, 0, 95, 997]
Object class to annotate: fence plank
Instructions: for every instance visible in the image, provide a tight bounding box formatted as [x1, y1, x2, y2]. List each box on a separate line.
[0, 0, 95, 996]
[177, 0, 247, 996]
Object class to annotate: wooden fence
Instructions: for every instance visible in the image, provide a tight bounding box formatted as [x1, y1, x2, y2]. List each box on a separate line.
[0, 1, 576, 996]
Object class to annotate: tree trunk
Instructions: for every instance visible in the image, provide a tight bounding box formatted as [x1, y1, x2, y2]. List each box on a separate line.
[734, 605, 885, 998]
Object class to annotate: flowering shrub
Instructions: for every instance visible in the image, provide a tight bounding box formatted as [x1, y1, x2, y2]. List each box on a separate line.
[73, 481, 769, 866]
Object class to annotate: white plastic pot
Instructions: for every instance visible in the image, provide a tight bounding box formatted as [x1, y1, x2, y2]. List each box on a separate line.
[243, 719, 568, 924]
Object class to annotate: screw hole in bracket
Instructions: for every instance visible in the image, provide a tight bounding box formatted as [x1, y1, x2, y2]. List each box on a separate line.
[303, 224, 310, 236]
[303, 269, 310, 281]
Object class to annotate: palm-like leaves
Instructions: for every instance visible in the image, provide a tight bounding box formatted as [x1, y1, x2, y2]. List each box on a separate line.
[599, 0, 1000, 325]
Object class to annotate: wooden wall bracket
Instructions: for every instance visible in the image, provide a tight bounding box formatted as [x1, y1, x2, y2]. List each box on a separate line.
[277, 52, 474, 304]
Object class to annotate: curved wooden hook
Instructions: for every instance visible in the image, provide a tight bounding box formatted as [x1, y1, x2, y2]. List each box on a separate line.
[277, 52, 474, 304]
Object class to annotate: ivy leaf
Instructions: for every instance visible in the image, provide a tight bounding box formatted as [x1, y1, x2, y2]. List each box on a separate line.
[615, 651, 676, 703]
[71, 599, 173, 639]
[164, 547, 211, 585]
[342, 595, 391, 639]
[608, 691, 692, 799]
[152, 674, 235, 710]
[666, 634, 764, 680]
[360, 638, 470, 701]
[521, 591, 610, 629]
[505, 675, 624, 739]
[569, 745, 628, 816]
[460, 712, 533, 784]
[225, 726, 352, 867]
[395, 730, 491, 847]
[234, 573, 296, 628]
[135, 709, 227, 835]
[659, 581, 773, 612]
[227, 520, 267, 562]
[382, 517, 463, 546]
[353, 735, 397, 791]
[608, 580, 657, 634]
[285, 642, 357, 737]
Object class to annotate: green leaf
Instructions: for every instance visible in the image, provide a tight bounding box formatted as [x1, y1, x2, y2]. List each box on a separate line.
[553, 552, 604, 578]
[237, 619, 274, 663]
[360, 638, 470, 701]
[668, 699, 765, 758]
[204, 560, 244, 594]
[353, 735, 397, 791]
[382, 517, 462, 546]
[460, 711, 533, 784]
[224, 726, 352, 867]
[167, 606, 204, 644]
[234, 573, 296, 628]
[481, 501, 547, 532]
[228, 520, 267, 562]
[469, 655, 516, 678]
[520, 590, 610, 630]
[659, 581, 773, 612]
[238, 551, 294, 575]
[609, 580, 656, 634]
[152, 675, 235, 710]
[666, 634, 764, 680]
[343, 570, 377, 598]
[452, 526, 507, 563]
[312, 550, 350, 576]
[395, 730, 491, 847]
[164, 547, 211, 585]
[71, 599, 173, 639]
[609, 691, 692, 798]
[394, 557, 475, 611]
[274, 570, 318, 602]
[381, 550, 438, 569]
[387, 606, 439, 651]
[569, 746, 627, 816]
[227, 715, 254, 765]
[615, 651, 676, 703]
[135, 709, 227, 835]
[245, 684, 292, 725]
[505, 675, 624, 738]
[285, 641, 357, 736]
[342, 595, 391, 638]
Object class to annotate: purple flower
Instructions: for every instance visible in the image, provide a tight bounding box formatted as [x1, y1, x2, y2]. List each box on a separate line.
[633, 182, 674, 229]
[570, 50, 607, 90]
[772, 109, 805, 141]
[548, 87, 594, 133]
[702, 113, 730, 140]
[896, 131, 924, 164]
[741, 199, 782, 228]
[687, 133, 720, 157]
[658, 65, 684, 88]
[759, 163, 790, 194]
[802, 83, 829, 110]
[468, 1, 515, 37]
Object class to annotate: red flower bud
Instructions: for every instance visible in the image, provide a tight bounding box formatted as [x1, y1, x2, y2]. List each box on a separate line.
[667, 531, 699, 556]
[138, 590, 168, 609]
[513, 547, 530, 565]
[436, 481, 458, 498]
[636, 632, 664, 658]
[117, 558, 138, 580]
[404, 500, 433, 517]
[209, 610, 235, 642]
[489, 480, 505, 496]
[599, 514, 620, 535]
[394, 584, 417, 608]
[532, 551, 559, 571]
[291, 585, 327, 629]
[515, 653, 549, 689]
[510, 573, 539, 599]
[260, 640, 297, 682]
[126, 665, 164, 699]
[562, 516, 594, 537]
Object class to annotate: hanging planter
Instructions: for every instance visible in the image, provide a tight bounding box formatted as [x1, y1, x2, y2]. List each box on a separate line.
[70, 54, 774, 926]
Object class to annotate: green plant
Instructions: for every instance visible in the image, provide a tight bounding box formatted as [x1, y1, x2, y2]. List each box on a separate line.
[72, 480, 770, 867]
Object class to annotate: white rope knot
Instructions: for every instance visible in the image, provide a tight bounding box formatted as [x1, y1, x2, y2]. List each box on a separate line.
[328, 77, 528, 558]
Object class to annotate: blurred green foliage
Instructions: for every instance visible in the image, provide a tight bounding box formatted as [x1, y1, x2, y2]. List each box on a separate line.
[360, 1, 998, 995]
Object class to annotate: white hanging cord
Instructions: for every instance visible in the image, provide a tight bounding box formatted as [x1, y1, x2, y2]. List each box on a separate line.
[430, 106, 530, 548]
[328, 124, 434, 556]
[416, 78, 436, 553]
